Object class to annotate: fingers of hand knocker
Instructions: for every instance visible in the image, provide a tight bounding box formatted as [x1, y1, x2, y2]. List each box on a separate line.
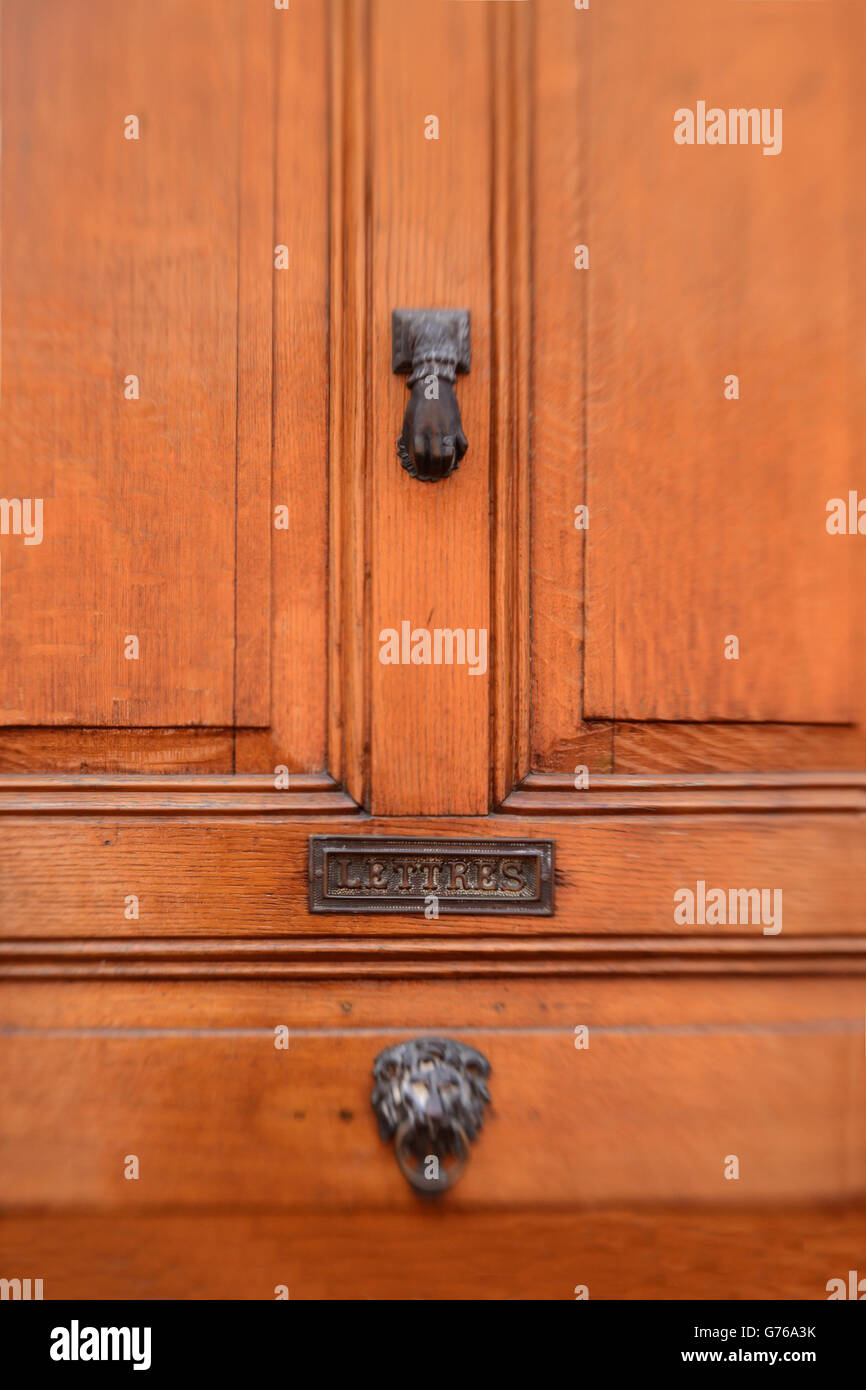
[392, 310, 471, 481]
[401, 380, 468, 481]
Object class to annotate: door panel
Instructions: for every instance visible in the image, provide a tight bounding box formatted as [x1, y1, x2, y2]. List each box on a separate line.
[1, 786, 863, 940]
[531, 0, 866, 767]
[2, 0, 262, 727]
[582, 0, 863, 726]
[3, 1032, 863, 1209]
[2, 978, 863, 1211]
[0, 0, 331, 766]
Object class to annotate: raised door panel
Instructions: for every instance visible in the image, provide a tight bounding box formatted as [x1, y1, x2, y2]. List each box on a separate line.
[582, 0, 862, 725]
[0, 0, 330, 774]
[530, 0, 866, 772]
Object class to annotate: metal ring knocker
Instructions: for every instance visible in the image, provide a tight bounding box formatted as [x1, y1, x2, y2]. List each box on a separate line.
[393, 1118, 471, 1196]
[372, 1037, 491, 1198]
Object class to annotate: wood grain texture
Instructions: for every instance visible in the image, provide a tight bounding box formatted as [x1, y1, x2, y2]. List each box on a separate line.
[505, 771, 866, 814]
[490, 1, 531, 806]
[3, 937, 865, 982]
[0, 729, 236, 774]
[4, 719, 859, 777]
[1, 0, 863, 1310]
[0, 0, 268, 727]
[2, 979, 861, 1295]
[540, 722, 866, 777]
[233, 2, 275, 729]
[0, 772, 354, 814]
[2, 974, 861, 1029]
[368, 0, 492, 814]
[851, 0, 866, 767]
[582, 0, 864, 724]
[1, 1206, 862, 1299]
[530, 0, 585, 775]
[609, 722, 866, 775]
[527, 3, 865, 777]
[0, 0, 331, 771]
[327, 0, 371, 807]
[0, 1001, 862, 1208]
[235, 0, 330, 773]
[0, 803, 862, 938]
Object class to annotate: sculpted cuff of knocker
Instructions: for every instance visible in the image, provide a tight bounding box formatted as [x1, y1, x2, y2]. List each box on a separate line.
[392, 309, 471, 482]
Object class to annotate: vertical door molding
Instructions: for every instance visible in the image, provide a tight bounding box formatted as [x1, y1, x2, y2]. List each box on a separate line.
[326, 0, 533, 814]
[490, 0, 533, 807]
[328, 0, 371, 809]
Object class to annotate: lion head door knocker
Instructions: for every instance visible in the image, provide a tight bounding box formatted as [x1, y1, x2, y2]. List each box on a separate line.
[392, 309, 470, 481]
[371, 1036, 491, 1196]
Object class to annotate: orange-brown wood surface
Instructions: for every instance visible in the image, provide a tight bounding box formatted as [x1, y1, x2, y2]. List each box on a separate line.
[530, 0, 584, 777]
[0, 977, 863, 1211]
[490, 4, 532, 806]
[530, 0, 865, 774]
[584, 723, 866, 776]
[1, 0, 262, 727]
[0, 0, 332, 768]
[1, 976, 859, 1030]
[582, 0, 863, 725]
[1, 0, 863, 1303]
[1, 791, 862, 939]
[368, 0, 492, 815]
[3, 1208, 863, 1301]
[235, 0, 330, 772]
[3, 1033, 863, 1209]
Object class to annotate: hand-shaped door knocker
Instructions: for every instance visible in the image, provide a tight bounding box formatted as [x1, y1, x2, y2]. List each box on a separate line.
[392, 309, 470, 481]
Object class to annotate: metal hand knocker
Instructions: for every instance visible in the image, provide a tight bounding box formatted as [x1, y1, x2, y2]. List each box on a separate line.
[371, 1036, 491, 1196]
[392, 309, 470, 481]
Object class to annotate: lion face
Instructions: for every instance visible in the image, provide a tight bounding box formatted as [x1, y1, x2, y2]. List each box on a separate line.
[371, 1036, 491, 1147]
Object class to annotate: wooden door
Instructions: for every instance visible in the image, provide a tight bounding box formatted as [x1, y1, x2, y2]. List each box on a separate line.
[1, 0, 864, 1301]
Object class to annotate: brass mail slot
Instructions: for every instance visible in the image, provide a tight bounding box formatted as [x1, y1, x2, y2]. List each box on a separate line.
[308, 837, 554, 915]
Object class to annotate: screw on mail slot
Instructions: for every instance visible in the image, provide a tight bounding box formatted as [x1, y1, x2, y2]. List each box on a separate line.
[308, 837, 554, 916]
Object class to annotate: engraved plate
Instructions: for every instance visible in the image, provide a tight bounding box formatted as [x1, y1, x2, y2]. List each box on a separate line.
[308, 837, 554, 915]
